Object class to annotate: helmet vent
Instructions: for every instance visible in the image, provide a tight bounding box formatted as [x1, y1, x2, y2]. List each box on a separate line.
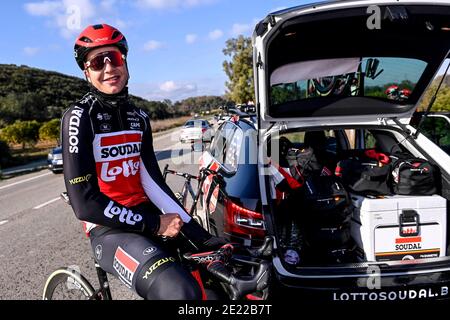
[111, 31, 121, 40]
[93, 24, 104, 30]
[79, 36, 93, 43]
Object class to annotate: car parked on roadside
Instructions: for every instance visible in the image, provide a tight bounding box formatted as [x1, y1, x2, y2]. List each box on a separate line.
[179, 119, 214, 143]
[195, 0, 450, 302]
[216, 115, 231, 127]
[47, 146, 63, 173]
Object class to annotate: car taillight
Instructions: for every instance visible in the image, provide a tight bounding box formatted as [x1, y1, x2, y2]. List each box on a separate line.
[202, 128, 207, 133]
[224, 199, 266, 239]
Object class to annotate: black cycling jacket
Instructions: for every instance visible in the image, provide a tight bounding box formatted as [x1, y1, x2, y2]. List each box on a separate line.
[61, 88, 192, 236]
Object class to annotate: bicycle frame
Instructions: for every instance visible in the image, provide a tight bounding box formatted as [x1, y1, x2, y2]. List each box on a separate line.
[92, 262, 112, 300]
[162, 164, 213, 220]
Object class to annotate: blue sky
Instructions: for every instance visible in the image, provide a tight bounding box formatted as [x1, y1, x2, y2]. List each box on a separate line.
[0, 0, 322, 102]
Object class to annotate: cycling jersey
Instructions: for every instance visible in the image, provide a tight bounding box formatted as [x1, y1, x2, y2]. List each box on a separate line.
[61, 88, 192, 236]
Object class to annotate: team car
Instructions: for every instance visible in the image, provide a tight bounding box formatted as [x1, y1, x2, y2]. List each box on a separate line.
[194, 0, 450, 302]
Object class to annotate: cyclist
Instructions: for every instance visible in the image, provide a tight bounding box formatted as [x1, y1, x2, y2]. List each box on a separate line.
[62, 24, 225, 300]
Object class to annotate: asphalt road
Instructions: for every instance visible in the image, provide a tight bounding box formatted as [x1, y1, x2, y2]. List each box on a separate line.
[0, 128, 204, 300]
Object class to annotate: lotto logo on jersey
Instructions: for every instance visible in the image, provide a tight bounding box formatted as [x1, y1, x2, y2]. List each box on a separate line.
[104, 201, 143, 225]
[113, 247, 140, 288]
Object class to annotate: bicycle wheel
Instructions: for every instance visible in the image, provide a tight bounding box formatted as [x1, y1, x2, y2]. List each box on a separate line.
[43, 268, 96, 300]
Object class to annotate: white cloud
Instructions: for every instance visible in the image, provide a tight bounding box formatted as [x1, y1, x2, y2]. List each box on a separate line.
[136, 80, 199, 101]
[113, 19, 128, 29]
[129, 76, 225, 102]
[160, 81, 178, 92]
[144, 40, 164, 51]
[23, 47, 41, 56]
[185, 33, 198, 44]
[208, 29, 223, 40]
[24, 1, 62, 16]
[136, 0, 216, 10]
[230, 23, 251, 36]
[24, 0, 115, 39]
[100, 0, 116, 11]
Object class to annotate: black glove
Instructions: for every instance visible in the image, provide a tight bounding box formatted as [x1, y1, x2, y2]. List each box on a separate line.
[179, 219, 228, 252]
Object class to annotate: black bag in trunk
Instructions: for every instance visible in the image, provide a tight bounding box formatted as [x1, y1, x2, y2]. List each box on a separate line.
[299, 175, 352, 226]
[335, 159, 391, 196]
[391, 158, 437, 195]
[303, 222, 352, 248]
[286, 147, 322, 179]
[302, 235, 359, 264]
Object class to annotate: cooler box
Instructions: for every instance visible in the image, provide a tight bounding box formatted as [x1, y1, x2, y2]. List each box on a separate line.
[350, 194, 447, 262]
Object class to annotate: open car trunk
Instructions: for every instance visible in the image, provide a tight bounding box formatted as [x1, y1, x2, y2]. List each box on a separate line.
[253, 1, 450, 126]
[262, 124, 450, 280]
[251, 1, 450, 290]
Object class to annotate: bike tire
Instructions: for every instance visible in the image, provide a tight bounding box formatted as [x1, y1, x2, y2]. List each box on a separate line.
[43, 268, 96, 300]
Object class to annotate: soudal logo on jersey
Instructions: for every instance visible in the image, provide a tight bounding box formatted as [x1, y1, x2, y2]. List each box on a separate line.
[104, 201, 143, 225]
[113, 247, 140, 288]
[95, 132, 143, 162]
[68, 106, 84, 153]
[101, 143, 141, 159]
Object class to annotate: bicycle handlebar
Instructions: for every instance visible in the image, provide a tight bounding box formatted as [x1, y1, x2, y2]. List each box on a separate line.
[207, 259, 270, 300]
[183, 240, 272, 300]
[163, 164, 218, 182]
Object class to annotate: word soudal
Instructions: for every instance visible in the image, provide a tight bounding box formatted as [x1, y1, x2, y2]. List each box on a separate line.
[395, 237, 422, 251]
[113, 247, 139, 288]
[396, 243, 422, 251]
[142, 257, 175, 280]
[104, 201, 143, 225]
[68, 107, 84, 153]
[101, 143, 141, 159]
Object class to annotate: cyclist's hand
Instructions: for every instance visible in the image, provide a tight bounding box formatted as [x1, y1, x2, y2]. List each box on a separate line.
[157, 213, 183, 238]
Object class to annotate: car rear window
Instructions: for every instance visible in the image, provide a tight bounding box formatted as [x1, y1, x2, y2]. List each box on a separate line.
[185, 120, 208, 127]
[270, 57, 427, 106]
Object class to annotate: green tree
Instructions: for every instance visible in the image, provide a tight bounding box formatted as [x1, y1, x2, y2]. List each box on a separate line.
[39, 119, 61, 143]
[417, 75, 450, 112]
[223, 36, 254, 104]
[1, 120, 41, 149]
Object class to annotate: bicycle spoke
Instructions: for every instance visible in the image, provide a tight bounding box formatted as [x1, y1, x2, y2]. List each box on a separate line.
[51, 277, 91, 300]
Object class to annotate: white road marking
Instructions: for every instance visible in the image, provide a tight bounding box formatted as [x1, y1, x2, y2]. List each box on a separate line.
[33, 197, 60, 210]
[0, 220, 8, 226]
[0, 172, 53, 191]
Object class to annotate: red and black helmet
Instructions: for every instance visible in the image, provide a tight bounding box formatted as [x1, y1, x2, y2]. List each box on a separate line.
[74, 24, 128, 70]
[399, 88, 412, 99]
[385, 85, 399, 96]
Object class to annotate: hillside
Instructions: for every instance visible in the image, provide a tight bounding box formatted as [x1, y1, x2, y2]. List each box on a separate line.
[0, 64, 226, 128]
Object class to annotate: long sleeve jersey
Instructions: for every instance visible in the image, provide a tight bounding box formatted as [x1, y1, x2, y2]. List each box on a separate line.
[61, 91, 192, 236]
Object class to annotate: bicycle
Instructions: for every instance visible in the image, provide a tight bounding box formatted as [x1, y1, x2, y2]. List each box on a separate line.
[162, 164, 218, 229]
[306, 57, 384, 98]
[42, 229, 272, 300]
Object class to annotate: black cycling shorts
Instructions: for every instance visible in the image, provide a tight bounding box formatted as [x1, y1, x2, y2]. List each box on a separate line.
[89, 225, 202, 300]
